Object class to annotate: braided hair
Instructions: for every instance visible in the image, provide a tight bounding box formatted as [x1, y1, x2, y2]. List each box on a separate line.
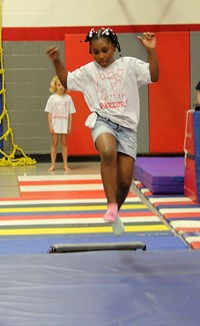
[83, 27, 121, 56]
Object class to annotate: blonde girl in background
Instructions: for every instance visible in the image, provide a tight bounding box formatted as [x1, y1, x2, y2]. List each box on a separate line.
[45, 76, 76, 172]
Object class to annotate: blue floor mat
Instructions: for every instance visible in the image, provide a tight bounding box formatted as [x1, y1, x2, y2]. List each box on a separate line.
[0, 233, 187, 255]
[0, 250, 199, 326]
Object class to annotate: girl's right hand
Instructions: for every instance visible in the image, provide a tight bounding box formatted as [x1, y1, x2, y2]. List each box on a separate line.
[46, 46, 60, 62]
[49, 127, 54, 135]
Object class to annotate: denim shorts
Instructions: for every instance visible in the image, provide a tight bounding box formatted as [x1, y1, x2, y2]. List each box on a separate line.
[91, 115, 137, 159]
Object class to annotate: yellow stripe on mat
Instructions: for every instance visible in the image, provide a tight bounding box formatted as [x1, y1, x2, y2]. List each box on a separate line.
[0, 203, 147, 213]
[0, 224, 169, 236]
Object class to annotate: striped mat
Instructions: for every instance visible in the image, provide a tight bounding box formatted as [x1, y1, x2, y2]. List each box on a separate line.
[134, 180, 200, 249]
[0, 196, 168, 236]
[0, 174, 188, 254]
[18, 174, 104, 199]
[0, 174, 170, 237]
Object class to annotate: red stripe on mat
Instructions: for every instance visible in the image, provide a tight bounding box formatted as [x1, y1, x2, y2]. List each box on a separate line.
[164, 213, 200, 219]
[143, 191, 153, 197]
[19, 190, 136, 199]
[190, 242, 200, 249]
[176, 227, 200, 232]
[154, 201, 195, 207]
[19, 190, 106, 199]
[0, 211, 154, 221]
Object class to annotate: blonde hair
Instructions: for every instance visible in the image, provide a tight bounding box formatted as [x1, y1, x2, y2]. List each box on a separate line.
[49, 75, 59, 93]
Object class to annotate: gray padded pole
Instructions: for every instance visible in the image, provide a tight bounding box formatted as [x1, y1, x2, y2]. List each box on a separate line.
[48, 242, 146, 253]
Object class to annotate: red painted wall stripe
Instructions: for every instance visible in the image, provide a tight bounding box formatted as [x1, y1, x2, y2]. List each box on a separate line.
[2, 25, 200, 41]
[149, 32, 190, 153]
[65, 34, 98, 156]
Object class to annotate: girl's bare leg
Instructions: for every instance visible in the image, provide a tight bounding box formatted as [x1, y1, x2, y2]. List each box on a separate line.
[116, 153, 135, 209]
[96, 133, 117, 202]
[111, 153, 134, 235]
[95, 133, 118, 221]
[48, 134, 59, 171]
[61, 134, 70, 172]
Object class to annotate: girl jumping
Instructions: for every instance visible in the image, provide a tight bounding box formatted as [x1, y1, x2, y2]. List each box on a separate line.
[46, 28, 159, 235]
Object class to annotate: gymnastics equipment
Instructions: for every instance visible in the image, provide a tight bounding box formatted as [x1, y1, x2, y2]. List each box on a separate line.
[1, 250, 200, 325]
[184, 109, 200, 202]
[134, 157, 184, 194]
[48, 242, 147, 253]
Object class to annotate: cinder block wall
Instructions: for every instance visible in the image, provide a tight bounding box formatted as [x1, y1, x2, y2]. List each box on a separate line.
[2, 1, 200, 158]
[2, 36, 150, 156]
[2, 31, 200, 157]
[190, 32, 200, 105]
[3, 41, 64, 155]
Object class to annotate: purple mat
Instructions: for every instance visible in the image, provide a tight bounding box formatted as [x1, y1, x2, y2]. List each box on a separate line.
[134, 157, 184, 194]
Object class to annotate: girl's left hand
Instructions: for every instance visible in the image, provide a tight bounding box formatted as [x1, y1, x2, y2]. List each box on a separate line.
[137, 32, 156, 49]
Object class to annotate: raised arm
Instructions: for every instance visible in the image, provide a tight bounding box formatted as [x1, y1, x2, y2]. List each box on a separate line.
[137, 32, 159, 82]
[46, 46, 68, 88]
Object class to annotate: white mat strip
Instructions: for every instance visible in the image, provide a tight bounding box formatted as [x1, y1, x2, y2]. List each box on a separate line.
[18, 174, 101, 181]
[20, 184, 104, 192]
[0, 196, 140, 206]
[0, 216, 160, 226]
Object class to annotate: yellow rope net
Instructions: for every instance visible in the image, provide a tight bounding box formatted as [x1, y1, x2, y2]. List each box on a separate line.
[0, 1, 36, 166]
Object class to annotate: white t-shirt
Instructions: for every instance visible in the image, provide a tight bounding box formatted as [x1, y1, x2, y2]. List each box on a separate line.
[44, 94, 76, 134]
[67, 57, 151, 131]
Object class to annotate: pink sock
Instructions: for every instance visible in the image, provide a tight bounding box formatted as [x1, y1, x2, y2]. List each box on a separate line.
[103, 203, 118, 223]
